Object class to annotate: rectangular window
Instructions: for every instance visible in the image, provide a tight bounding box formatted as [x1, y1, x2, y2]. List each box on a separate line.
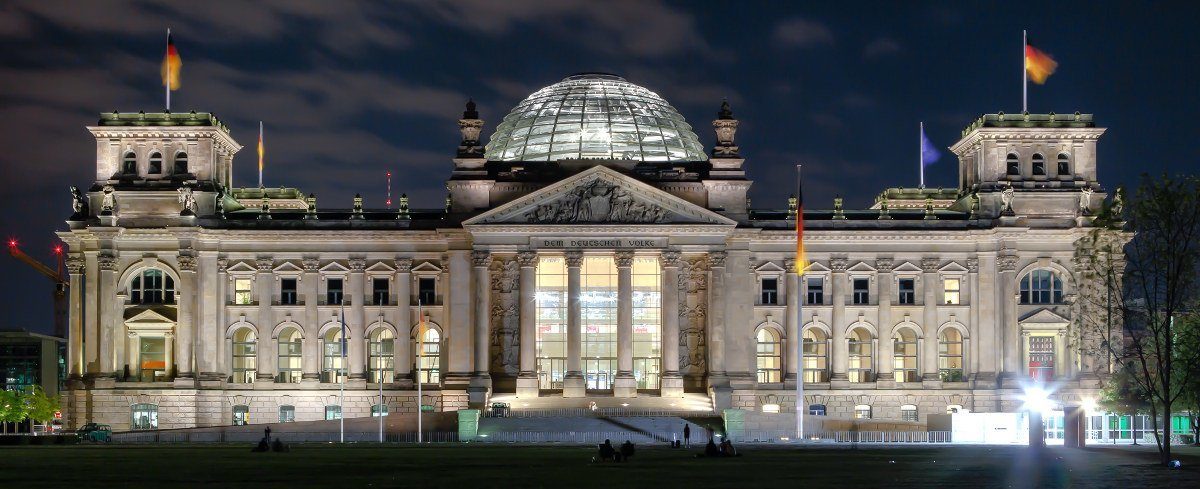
[131, 403, 158, 430]
[760, 277, 778, 305]
[325, 405, 342, 421]
[852, 278, 870, 305]
[326, 278, 343, 305]
[854, 405, 872, 420]
[233, 405, 249, 426]
[280, 278, 298, 305]
[417, 277, 436, 306]
[943, 278, 961, 305]
[279, 405, 295, 423]
[806, 277, 824, 305]
[897, 278, 915, 305]
[536, 256, 567, 390]
[632, 257, 661, 390]
[1057, 161, 1070, 176]
[1028, 336, 1055, 381]
[901, 407, 919, 422]
[581, 257, 618, 391]
[372, 277, 390, 305]
[234, 278, 253, 305]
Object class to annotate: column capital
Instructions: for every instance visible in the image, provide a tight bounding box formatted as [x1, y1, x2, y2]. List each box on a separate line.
[471, 250, 492, 268]
[177, 254, 198, 272]
[708, 251, 727, 268]
[614, 250, 635, 268]
[66, 255, 85, 274]
[829, 256, 849, 272]
[127, 330, 138, 339]
[217, 257, 230, 272]
[875, 257, 895, 273]
[255, 256, 274, 271]
[516, 250, 539, 268]
[784, 258, 796, 273]
[966, 257, 980, 273]
[348, 257, 367, 272]
[394, 257, 413, 273]
[98, 251, 118, 271]
[565, 250, 583, 268]
[661, 250, 682, 268]
[921, 257, 941, 273]
[998, 253, 1020, 272]
[302, 256, 320, 272]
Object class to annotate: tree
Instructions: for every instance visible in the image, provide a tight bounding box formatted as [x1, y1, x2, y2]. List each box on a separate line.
[22, 386, 61, 426]
[1074, 174, 1200, 465]
[0, 389, 30, 434]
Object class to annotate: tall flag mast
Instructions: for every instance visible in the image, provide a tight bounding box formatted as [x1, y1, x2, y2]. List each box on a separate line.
[1023, 30, 1058, 112]
[417, 298, 425, 443]
[339, 298, 347, 443]
[386, 171, 393, 207]
[161, 29, 182, 111]
[257, 122, 265, 188]
[794, 164, 807, 441]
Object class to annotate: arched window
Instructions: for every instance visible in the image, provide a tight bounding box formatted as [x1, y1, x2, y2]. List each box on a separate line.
[900, 404, 919, 422]
[368, 328, 395, 383]
[938, 329, 965, 382]
[130, 268, 175, 305]
[847, 328, 874, 383]
[278, 405, 295, 423]
[854, 404, 872, 419]
[277, 327, 302, 383]
[892, 329, 919, 383]
[755, 328, 782, 383]
[1020, 269, 1064, 304]
[1006, 153, 1020, 176]
[122, 151, 137, 175]
[148, 151, 163, 174]
[321, 328, 346, 383]
[802, 329, 829, 383]
[231, 329, 257, 384]
[1031, 153, 1046, 176]
[417, 328, 441, 385]
[1056, 153, 1070, 176]
[232, 404, 249, 426]
[131, 403, 158, 430]
[173, 151, 188, 174]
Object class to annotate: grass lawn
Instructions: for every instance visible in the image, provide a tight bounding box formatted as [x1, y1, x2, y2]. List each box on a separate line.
[2, 443, 1199, 488]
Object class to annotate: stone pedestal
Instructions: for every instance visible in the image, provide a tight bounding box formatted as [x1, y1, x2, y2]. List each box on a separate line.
[660, 374, 684, 398]
[173, 377, 196, 389]
[613, 377, 638, 398]
[563, 375, 585, 398]
[515, 375, 539, 398]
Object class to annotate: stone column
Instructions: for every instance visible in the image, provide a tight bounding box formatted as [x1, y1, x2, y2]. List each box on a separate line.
[126, 331, 139, 380]
[707, 252, 728, 386]
[215, 258, 229, 375]
[196, 253, 220, 382]
[967, 258, 980, 380]
[394, 258, 413, 386]
[829, 257, 849, 385]
[97, 252, 118, 379]
[470, 251, 493, 404]
[174, 254, 197, 384]
[784, 259, 801, 386]
[921, 257, 942, 385]
[614, 250, 637, 397]
[875, 258, 894, 385]
[515, 251, 539, 397]
[975, 255, 998, 387]
[348, 258, 368, 382]
[660, 251, 683, 397]
[163, 331, 175, 381]
[84, 253, 100, 377]
[301, 257, 320, 382]
[67, 255, 85, 380]
[998, 250, 1020, 386]
[563, 251, 585, 397]
[254, 256, 275, 383]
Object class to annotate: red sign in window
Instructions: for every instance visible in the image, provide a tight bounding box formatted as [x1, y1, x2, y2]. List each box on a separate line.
[1028, 336, 1055, 381]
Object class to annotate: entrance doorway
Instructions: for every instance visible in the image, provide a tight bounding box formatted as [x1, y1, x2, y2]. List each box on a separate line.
[538, 357, 566, 390]
[584, 358, 615, 390]
[633, 357, 660, 389]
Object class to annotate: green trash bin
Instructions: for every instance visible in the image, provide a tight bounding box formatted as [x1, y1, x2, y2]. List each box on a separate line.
[458, 409, 480, 442]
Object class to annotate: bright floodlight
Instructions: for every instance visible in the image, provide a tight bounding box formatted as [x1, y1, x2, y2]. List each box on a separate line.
[1081, 397, 1098, 413]
[1020, 384, 1053, 413]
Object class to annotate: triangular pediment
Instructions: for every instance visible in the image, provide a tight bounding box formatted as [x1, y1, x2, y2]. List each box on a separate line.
[273, 262, 304, 274]
[755, 262, 788, 273]
[124, 307, 176, 323]
[893, 261, 922, 273]
[365, 261, 396, 273]
[463, 166, 737, 226]
[939, 262, 969, 273]
[411, 261, 442, 273]
[226, 261, 257, 274]
[804, 262, 830, 273]
[320, 262, 350, 274]
[848, 261, 877, 273]
[1019, 308, 1070, 324]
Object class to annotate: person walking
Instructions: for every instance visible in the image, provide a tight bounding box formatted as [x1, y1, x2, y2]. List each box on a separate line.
[683, 423, 691, 448]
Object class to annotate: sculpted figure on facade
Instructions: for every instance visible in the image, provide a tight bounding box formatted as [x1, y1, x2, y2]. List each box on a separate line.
[525, 179, 667, 224]
[177, 187, 197, 215]
[100, 185, 115, 214]
[70, 186, 87, 216]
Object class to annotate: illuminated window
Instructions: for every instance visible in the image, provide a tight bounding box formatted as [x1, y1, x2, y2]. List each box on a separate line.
[148, 151, 163, 174]
[943, 278, 961, 305]
[900, 404, 918, 422]
[938, 329, 965, 382]
[897, 278, 915, 305]
[1020, 269, 1063, 304]
[131, 403, 158, 430]
[808, 404, 827, 416]
[417, 327, 441, 385]
[761, 403, 780, 413]
[233, 278, 253, 305]
[892, 329, 919, 382]
[173, 151, 188, 174]
[756, 328, 782, 384]
[581, 256, 617, 390]
[806, 277, 824, 305]
[322, 327, 346, 383]
[854, 404, 872, 419]
[278, 405, 295, 423]
[276, 327, 302, 383]
[232, 405, 249, 426]
[1028, 336, 1055, 381]
[371, 404, 389, 417]
[535, 256, 567, 390]
[802, 329, 829, 383]
[632, 257, 661, 390]
[760, 277, 779, 305]
[368, 328, 395, 383]
[231, 329, 257, 384]
[852, 278, 870, 305]
[847, 328, 874, 383]
[1057, 153, 1071, 176]
[1006, 153, 1020, 176]
[131, 268, 175, 305]
[136, 336, 167, 381]
[324, 405, 341, 420]
[122, 151, 137, 175]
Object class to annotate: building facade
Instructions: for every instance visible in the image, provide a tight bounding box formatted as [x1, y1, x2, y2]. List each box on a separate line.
[61, 74, 1115, 431]
[1, 329, 66, 397]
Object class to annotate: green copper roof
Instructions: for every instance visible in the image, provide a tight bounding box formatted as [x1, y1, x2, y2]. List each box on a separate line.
[962, 112, 1094, 137]
[97, 111, 229, 132]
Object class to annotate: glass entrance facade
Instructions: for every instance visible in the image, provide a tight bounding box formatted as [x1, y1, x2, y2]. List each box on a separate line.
[536, 256, 567, 389]
[632, 256, 661, 389]
[581, 256, 617, 390]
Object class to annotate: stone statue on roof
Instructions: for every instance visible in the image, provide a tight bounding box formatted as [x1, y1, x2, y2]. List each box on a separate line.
[70, 186, 87, 216]
[177, 186, 197, 216]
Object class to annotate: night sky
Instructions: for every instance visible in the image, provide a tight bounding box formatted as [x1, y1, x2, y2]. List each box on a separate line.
[1, 1, 1198, 334]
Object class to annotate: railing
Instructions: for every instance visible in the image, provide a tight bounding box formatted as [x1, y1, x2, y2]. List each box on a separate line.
[733, 430, 952, 444]
[499, 407, 713, 418]
[111, 430, 954, 445]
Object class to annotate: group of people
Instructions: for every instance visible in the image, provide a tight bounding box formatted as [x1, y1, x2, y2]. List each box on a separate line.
[683, 423, 738, 458]
[596, 439, 637, 462]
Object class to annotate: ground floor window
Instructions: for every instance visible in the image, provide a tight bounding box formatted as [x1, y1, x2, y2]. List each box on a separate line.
[802, 329, 828, 383]
[233, 405, 249, 426]
[900, 404, 918, 422]
[1028, 335, 1055, 381]
[368, 329, 395, 383]
[847, 329, 874, 383]
[131, 403, 158, 430]
[809, 404, 826, 416]
[322, 328, 347, 383]
[372, 403, 388, 417]
[854, 404, 872, 419]
[279, 405, 295, 423]
[325, 405, 342, 420]
[756, 328, 783, 383]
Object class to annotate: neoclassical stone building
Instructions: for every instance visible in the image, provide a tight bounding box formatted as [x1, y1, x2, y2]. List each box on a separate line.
[60, 73, 1112, 430]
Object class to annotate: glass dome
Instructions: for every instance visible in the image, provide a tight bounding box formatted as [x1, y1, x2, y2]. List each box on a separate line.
[484, 73, 708, 162]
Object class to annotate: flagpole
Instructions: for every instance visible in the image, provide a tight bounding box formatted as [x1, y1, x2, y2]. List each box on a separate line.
[165, 29, 171, 112]
[339, 299, 346, 443]
[919, 122, 925, 189]
[417, 298, 423, 444]
[794, 164, 805, 442]
[258, 121, 264, 188]
[1022, 30, 1028, 113]
[378, 310, 384, 443]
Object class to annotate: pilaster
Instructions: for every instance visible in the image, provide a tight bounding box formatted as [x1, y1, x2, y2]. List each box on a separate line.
[920, 257, 942, 387]
[613, 250, 637, 397]
[515, 251, 539, 397]
[174, 252, 197, 384]
[469, 250, 493, 405]
[348, 257, 368, 384]
[829, 256, 849, 387]
[394, 257, 413, 387]
[301, 257, 320, 382]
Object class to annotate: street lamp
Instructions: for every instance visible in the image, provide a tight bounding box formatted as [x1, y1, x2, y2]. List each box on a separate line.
[1020, 383, 1053, 448]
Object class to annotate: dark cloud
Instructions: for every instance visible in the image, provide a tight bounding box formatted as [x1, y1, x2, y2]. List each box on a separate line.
[863, 37, 902, 58]
[773, 17, 834, 48]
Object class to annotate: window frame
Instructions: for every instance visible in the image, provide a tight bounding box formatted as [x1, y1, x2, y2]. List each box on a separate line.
[278, 405, 296, 423]
[900, 404, 919, 422]
[276, 327, 303, 383]
[806, 276, 825, 305]
[231, 328, 257, 384]
[1020, 269, 1064, 305]
[759, 277, 779, 305]
[892, 328, 920, 383]
[851, 277, 870, 305]
[173, 151, 188, 174]
[326, 277, 345, 305]
[1031, 153, 1046, 176]
[802, 328, 829, 383]
[897, 277, 916, 305]
[938, 328, 965, 382]
[130, 268, 175, 305]
[279, 278, 299, 306]
[233, 277, 254, 305]
[854, 404, 872, 420]
[943, 277, 962, 305]
[122, 151, 138, 175]
[1005, 153, 1020, 177]
[755, 327, 783, 384]
[147, 151, 163, 174]
[372, 277, 390, 306]
[232, 404, 249, 426]
[131, 403, 158, 430]
[847, 327, 874, 383]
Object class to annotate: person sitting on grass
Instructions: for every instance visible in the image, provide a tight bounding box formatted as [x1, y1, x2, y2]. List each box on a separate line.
[620, 440, 635, 461]
[719, 439, 737, 457]
[596, 439, 616, 462]
[704, 438, 719, 457]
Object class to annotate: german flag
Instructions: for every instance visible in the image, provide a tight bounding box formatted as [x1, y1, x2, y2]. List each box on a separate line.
[1025, 38, 1057, 85]
[161, 32, 181, 90]
[794, 165, 808, 275]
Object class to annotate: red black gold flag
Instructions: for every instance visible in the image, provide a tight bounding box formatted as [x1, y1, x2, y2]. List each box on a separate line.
[1024, 37, 1057, 85]
[161, 32, 181, 90]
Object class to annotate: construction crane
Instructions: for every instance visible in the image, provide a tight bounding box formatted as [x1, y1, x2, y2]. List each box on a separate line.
[6, 239, 68, 338]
